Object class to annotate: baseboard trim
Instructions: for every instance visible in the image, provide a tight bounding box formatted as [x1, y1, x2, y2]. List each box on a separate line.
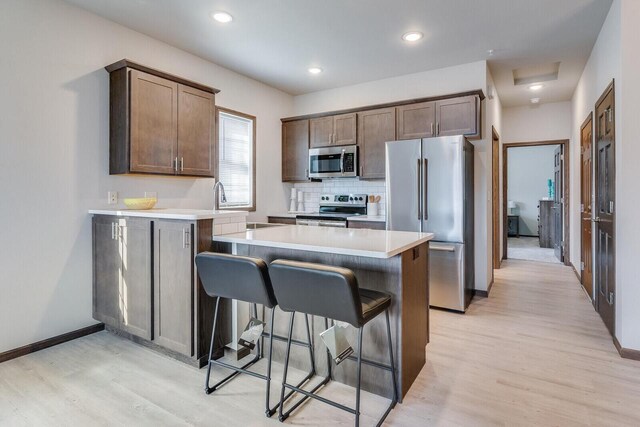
[474, 279, 493, 298]
[570, 262, 582, 281]
[613, 336, 640, 361]
[0, 323, 105, 364]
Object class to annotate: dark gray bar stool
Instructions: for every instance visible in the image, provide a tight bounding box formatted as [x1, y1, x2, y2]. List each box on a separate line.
[269, 259, 398, 427]
[195, 252, 316, 417]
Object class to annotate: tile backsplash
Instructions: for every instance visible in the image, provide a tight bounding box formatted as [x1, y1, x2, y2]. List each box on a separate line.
[291, 179, 386, 216]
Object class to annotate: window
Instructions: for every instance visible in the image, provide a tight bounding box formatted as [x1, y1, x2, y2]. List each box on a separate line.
[217, 108, 256, 210]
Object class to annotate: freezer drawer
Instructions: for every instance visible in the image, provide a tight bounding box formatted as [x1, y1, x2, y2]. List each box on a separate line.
[429, 242, 465, 312]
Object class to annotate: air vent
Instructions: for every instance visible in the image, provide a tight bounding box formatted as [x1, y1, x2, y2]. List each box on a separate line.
[512, 62, 560, 86]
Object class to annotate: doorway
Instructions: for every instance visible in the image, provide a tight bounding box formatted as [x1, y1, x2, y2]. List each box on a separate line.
[502, 140, 570, 266]
[492, 127, 501, 272]
[594, 81, 616, 336]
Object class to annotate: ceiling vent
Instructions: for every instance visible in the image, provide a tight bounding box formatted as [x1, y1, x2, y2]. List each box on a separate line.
[512, 62, 560, 86]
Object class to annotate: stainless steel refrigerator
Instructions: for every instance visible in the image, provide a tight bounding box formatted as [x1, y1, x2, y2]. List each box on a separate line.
[385, 135, 474, 312]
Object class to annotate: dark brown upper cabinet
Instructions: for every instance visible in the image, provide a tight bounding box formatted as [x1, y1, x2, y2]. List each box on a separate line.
[435, 95, 479, 137]
[358, 107, 396, 179]
[106, 60, 219, 177]
[396, 102, 436, 140]
[310, 113, 357, 147]
[282, 119, 310, 182]
[397, 96, 479, 140]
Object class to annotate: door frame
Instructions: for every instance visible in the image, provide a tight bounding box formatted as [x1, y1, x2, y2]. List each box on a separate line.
[502, 139, 571, 266]
[580, 112, 594, 303]
[492, 126, 501, 271]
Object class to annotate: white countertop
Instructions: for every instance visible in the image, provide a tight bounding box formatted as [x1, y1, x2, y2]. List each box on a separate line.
[213, 225, 433, 259]
[347, 215, 386, 223]
[89, 208, 248, 220]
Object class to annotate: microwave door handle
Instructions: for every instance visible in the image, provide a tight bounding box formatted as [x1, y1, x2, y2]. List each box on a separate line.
[340, 149, 345, 175]
[423, 158, 428, 221]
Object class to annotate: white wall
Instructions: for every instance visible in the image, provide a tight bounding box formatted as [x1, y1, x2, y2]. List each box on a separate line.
[507, 146, 557, 235]
[0, 0, 293, 353]
[502, 101, 572, 143]
[617, 0, 640, 351]
[291, 60, 498, 293]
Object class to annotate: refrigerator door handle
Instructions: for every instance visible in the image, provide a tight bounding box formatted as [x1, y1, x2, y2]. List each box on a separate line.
[417, 158, 422, 220]
[423, 158, 429, 221]
[430, 244, 456, 252]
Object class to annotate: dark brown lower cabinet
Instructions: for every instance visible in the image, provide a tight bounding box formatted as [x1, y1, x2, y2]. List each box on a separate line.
[153, 220, 194, 356]
[92, 215, 216, 366]
[267, 216, 297, 225]
[92, 216, 152, 340]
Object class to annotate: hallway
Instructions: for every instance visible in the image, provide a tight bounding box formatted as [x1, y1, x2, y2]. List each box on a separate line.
[388, 259, 640, 426]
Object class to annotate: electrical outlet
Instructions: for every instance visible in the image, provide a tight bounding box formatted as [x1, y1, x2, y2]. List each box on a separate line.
[108, 191, 118, 205]
[144, 192, 157, 199]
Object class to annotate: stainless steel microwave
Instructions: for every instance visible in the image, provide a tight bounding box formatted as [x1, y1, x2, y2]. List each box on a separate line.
[308, 145, 358, 179]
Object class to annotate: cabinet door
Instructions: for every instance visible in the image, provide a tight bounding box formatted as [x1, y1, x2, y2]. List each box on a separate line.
[119, 218, 153, 340]
[92, 216, 121, 328]
[396, 102, 435, 139]
[177, 84, 215, 177]
[282, 120, 310, 182]
[309, 116, 334, 147]
[154, 220, 193, 356]
[436, 96, 478, 137]
[333, 113, 357, 146]
[130, 69, 178, 174]
[358, 107, 396, 179]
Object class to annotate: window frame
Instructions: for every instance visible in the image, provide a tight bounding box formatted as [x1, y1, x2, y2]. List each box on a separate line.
[215, 106, 257, 212]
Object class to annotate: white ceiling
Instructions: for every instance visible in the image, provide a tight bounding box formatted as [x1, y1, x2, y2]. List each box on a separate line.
[65, 0, 612, 107]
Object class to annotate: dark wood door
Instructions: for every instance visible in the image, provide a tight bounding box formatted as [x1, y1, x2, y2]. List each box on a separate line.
[177, 84, 215, 177]
[119, 218, 153, 340]
[154, 220, 194, 356]
[435, 96, 477, 137]
[282, 120, 309, 181]
[333, 113, 357, 146]
[553, 146, 563, 262]
[129, 69, 178, 174]
[357, 107, 396, 179]
[309, 116, 334, 148]
[594, 82, 615, 335]
[92, 216, 121, 328]
[396, 102, 435, 139]
[580, 114, 594, 299]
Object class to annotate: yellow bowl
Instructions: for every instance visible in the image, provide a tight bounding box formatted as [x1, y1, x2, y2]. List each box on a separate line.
[123, 197, 157, 210]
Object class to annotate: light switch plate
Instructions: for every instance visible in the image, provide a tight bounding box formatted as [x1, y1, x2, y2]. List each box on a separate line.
[108, 191, 118, 205]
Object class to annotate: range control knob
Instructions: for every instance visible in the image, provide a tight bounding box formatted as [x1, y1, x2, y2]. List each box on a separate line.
[349, 197, 354, 201]
[358, 197, 363, 201]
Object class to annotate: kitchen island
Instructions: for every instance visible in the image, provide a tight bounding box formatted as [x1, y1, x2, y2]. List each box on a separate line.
[213, 225, 433, 399]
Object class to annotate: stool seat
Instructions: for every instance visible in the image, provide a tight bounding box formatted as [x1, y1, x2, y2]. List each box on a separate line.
[360, 289, 391, 324]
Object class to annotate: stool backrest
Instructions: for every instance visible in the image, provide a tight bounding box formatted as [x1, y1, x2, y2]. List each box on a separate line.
[195, 252, 277, 309]
[269, 259, 362, 327]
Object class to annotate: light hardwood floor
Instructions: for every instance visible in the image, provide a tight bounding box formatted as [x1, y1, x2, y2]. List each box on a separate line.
[1, 260, 639, 426]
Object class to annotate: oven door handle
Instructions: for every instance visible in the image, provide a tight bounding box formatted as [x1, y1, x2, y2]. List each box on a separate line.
[340, 149, 345, 175]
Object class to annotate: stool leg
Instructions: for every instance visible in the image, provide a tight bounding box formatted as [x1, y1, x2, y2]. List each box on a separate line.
[304, 314, 316, 375]
[355, 326, 363, 427]
[252, 303, 261, 359]
[325, 317, 332, 379]
[204, 296, 220, 395]
[265, 307, 276, 417]
[385, 309, 399, 405]
[278, 311, 296, 422]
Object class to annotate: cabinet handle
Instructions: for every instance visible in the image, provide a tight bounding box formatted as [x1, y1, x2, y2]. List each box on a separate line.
[360, 165, 364, 175]
[183, 228, 190, 249]
[430, 123, 434, 135]
[180, 157, 184, 172]
[436, 122, 440, 135]
[111, 222, 116, 240]
[305, 168, 308, 178]
[174, 157, 178, 172]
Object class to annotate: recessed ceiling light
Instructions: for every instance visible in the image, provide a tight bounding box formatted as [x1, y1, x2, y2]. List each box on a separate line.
[211, 11, 233, 23]
[528, 84, 543, 91]
[530, 97, 540, 104]
[487, 49, 495, 56]
[308, 67, 323, 74]
[402, 31, 423, 42]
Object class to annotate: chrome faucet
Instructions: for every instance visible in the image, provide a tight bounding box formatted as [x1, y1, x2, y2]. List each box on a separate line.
[213, 181, 227, 210]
